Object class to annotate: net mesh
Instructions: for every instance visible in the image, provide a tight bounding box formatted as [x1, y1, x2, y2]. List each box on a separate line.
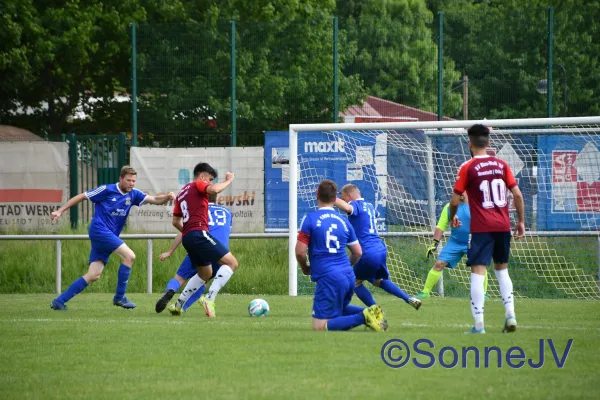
[295, 122, 600, 299]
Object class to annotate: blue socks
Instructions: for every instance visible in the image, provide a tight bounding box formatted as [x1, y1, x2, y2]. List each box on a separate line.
[354, 284, 376, 306]
[343, 305, 365, 315]
[115, 264, 131, 300]
[56, 277, 88, 304]
[326, 312, 366, 331]
[183, 284, 206, 311]
[166, 278, 181, 293]
[379, 279, 410, 302]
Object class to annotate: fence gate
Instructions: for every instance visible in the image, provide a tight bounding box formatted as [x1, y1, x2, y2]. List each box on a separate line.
[67, 133, 126, 227]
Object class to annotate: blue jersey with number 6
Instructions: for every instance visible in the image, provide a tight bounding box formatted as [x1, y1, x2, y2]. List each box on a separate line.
[347, 198, 385, 251]
[207, 203, 232, 248]
[299, 207, 358, 280]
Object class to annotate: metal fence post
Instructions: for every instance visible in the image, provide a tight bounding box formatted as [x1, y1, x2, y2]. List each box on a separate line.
[333, 16, 339, 123]
[56, 240, 62, 294]
[118, 132, 126, 167]
[437, 12, 444, 121]
[131, 23, 138, 147]
[547, 7, 554, 118]
[231, 20, 237, 147]
[68, 133, 78, 228]
[147, 239, 153, 294]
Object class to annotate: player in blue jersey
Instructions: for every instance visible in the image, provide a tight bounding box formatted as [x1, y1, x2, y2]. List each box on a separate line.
[334, 184, 422, 310]
[295, 179, 387, 332]
[155, 193, 233, 317]
[50, 166, 175, 310]
[416, 193, 489, 298]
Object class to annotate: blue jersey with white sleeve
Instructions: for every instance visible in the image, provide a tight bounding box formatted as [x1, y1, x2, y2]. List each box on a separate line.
[346, 198, 385, 251]
[85, 184, 147, 236]
[298, 207, 359, 281]
[208, 203, 232, 248]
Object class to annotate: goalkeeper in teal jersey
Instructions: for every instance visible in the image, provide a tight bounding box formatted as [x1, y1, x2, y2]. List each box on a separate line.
[416, 193, 488, 298]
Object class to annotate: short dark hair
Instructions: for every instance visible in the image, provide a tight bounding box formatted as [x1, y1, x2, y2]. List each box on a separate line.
[193, 162, 217, 178]
[317, 179, 337, 203]
[468, 124, 490, 149]
[208, 193, 217, 203]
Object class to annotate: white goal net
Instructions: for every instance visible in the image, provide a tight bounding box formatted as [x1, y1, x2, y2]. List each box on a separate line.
[288, 117, 600, 299]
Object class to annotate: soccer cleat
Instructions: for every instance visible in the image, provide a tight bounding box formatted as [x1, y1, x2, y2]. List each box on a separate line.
[200, 295, 216, 318]
[50, 299, 67, 311]
[113, 297, 136, 309]
[408, 297, 422, 310]
[415, 291, 430, 299]
[363, 306, 386, 332]
[465, 327, 486, 334]
[155, 289, 175, 313]
[502, 317, 517, 333]
[167, 303, 182, 316]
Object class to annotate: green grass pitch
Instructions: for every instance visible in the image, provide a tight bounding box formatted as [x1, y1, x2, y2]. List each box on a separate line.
[0, 294, 599, 399]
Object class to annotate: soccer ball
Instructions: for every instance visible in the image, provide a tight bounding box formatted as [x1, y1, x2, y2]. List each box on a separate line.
[248, 298, 270, 317]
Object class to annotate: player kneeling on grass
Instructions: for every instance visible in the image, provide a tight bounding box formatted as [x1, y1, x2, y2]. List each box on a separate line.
[155, 194, 233, 317]
[417, 192, 489, 299]
[335, 184, 421, 310]
[295, 179, 388, 332]
[50, 166, 174, 310]
[450, 124, 525, 334]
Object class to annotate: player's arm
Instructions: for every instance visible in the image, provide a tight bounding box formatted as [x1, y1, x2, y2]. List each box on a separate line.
[206, 172, 235, 195]
[426, 204, 449, 258]
[450, 163, 468, 227]
[160, 232, 182, 261]
[505, 164, 525, 239]
[347, 242, 362, 266]
[51, 192, 88, 221]
[296, 216, 311, 275]
[334, 197, 353, 214]
[171, 197, 184, 233]
[145, 192, 175, 205]
[449, 193, 463, 228]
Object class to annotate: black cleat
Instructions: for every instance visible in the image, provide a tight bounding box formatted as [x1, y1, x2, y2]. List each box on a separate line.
[155, 289, 175, 313]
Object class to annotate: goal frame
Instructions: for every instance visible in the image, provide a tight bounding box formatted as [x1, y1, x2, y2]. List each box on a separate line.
[288, 116, 600, 296]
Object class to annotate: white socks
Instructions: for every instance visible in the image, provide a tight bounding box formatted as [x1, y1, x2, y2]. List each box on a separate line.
[471, 273, 485, 330]
[206, 265, 234, 302]
[176, 274, 205, 308]
[495, 268, 515, 319]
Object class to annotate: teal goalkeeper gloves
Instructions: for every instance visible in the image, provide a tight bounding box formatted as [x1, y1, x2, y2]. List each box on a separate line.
[426, 239, 440, 259]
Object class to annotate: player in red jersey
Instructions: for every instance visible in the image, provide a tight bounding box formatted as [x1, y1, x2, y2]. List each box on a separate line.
[156, 162, 238, 311]
[450, 124, 525, 334]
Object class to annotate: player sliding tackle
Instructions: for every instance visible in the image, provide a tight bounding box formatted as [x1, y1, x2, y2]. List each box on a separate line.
[50, 166, 174, 310]
[334, 184, 421, 310]
[417, 193, 489, 299]
[155, 193, 233, 317]
[450, 124, 525, 334]
[295, 179, 388, 332]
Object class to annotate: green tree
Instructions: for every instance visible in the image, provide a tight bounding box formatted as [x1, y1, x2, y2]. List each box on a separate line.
[337, 0, 462, 118]
[0, 0, 186, 137]
[430, 0, 600, 119]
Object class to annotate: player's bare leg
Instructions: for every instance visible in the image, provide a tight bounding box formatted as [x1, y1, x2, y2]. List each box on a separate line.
[466, 264, 486, 334]
[495, 262, 516, 332]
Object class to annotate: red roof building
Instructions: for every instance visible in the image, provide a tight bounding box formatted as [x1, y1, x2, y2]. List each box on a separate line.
[342, 95, 455, 123]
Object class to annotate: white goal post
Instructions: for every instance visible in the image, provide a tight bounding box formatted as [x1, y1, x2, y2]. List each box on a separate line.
[288, 116, 600, 298]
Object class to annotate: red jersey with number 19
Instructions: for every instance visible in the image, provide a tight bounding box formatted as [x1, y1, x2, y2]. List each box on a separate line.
[173, 181, 210, 236]
[453, 156, 517, 233]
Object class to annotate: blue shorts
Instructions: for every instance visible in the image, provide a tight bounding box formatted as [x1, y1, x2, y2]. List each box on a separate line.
[467, 232, 512, 266]
[176, 255, 221, 280]
[353, 248, 390, 281]
[438, 240, 468, 268]
[182, 230, 229, 268]
[88, 230, 124, 264]
[313, 271, 355, 320]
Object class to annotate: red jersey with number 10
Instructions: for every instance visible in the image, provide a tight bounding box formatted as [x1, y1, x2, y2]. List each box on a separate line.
[173, 181, 210, 236]
[453, 156, 517, 233]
